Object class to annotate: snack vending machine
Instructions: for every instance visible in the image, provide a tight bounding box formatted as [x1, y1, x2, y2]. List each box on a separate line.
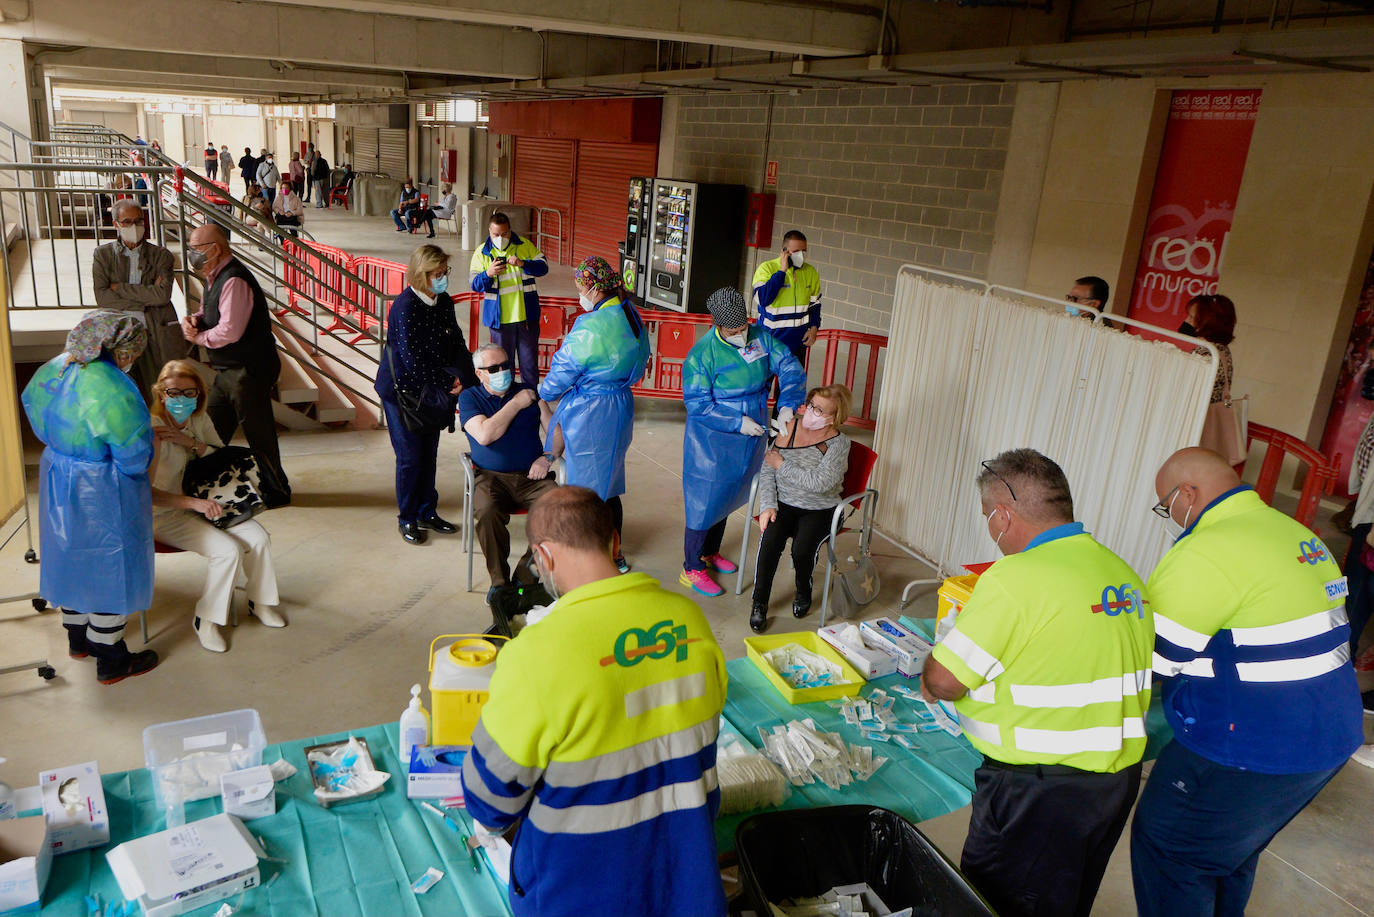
[619, 177, 652, 300]
[644, 179, 746, 314]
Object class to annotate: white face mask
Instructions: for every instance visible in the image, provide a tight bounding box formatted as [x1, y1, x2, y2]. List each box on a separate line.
[1163, 489, 1193, 541]
[724, 332, 747, 348]
[490, 234, 509, 250]
[578, 293, 597, 312]
[534, 545, 559, 601]
[118, 224, 145, 246]
[987, 508, 1007, 554]
[789, 250, 806, 269]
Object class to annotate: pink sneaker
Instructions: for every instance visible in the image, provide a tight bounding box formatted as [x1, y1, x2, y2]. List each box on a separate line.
[679, 568, 724, 597]
[705, 554, 739, 574]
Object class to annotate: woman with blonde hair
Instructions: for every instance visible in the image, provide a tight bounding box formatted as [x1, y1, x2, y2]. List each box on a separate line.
[147, 359, 283, 652]
[374, 244, 479, 544]
[749, 383, 853, 633]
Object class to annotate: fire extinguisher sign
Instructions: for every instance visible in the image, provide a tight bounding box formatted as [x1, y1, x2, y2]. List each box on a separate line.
[765, 161, 779, 188]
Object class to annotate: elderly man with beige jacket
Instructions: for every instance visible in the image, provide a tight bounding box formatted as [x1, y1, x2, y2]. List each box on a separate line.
[92, 198, 189, 397]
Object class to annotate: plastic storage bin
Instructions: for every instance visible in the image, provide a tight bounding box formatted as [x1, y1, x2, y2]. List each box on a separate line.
[936, 574, 980, 626]
[143, 709, 265, 809]
[736, 805, 995, 917]
[743, 632, 865, 705]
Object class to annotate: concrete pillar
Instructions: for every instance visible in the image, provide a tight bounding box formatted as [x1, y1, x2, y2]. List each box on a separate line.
[986, 82, 1059, 289]
[0, 39, 52, 237]
[407, 104, 419, 188]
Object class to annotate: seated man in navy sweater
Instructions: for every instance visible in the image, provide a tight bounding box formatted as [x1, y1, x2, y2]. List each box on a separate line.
[460, 343, 560, 600]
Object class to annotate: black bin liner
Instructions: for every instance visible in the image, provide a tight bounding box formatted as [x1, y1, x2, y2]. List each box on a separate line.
[735, 805, 996, 917]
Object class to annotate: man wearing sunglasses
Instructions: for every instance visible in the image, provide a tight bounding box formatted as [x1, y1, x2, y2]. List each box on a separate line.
[460, 343, 559, 601]
[1132, 447, 1362, 917]
[921, 448, 1154, 917]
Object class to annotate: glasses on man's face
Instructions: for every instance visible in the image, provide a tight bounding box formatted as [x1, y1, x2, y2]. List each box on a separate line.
[164, 387, 199, 399]
[1151, 485, 1180, 519]
[1065, 294, 1088, 304]
[480, 360, 512, 373]
[980, 461, 1018, 502]
[114, 218, 142, 228]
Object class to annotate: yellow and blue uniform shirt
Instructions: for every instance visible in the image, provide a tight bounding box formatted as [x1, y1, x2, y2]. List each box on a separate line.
[461, 572, 729, 917]
[931, 523, 1155, 774]
[468, 232, 547, 330]
[751, 257, 821, 353]
[1150, 486, 1363, 774]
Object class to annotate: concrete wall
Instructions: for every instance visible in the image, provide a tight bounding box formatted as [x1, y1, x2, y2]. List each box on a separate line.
[669, 83, 1016, 335]
[1023, 74, 1374, 440]
[206, 113, 266, 172]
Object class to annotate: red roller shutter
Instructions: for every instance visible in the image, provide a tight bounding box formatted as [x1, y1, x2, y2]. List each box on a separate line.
[511, 137, 574, 264]
[571, 140, 658, 266]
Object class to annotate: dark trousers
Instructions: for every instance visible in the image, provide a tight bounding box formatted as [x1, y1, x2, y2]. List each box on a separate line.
[1131, 740, 1342, 917]
[684, 519, 728, 571]
[263, 186, 276, 206]
[751, 502, 832, 605]
[1344, 523, 1372, 656]
[961, 757, 1141, 917]
[205, 161, 217, 179]
[243, 176, 254, 196]
[493, 321, 540, 388]
[382, 399, 441, 525]
[473, 468, 558, 586]
[207, 365, 291, 504]
[301, 175, 311, 201]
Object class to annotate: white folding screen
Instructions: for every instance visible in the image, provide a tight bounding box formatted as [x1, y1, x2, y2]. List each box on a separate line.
[872, 269, 1218, 580]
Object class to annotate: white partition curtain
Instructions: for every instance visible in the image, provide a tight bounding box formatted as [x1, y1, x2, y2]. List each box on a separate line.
[872, 269, 1218, 579]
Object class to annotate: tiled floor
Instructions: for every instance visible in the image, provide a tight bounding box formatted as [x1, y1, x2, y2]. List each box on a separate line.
[3, 205, 1372, 916]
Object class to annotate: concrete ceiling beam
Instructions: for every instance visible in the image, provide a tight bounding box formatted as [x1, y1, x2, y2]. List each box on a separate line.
[0, 0, 543, 78]
[34, 47, 409, 90]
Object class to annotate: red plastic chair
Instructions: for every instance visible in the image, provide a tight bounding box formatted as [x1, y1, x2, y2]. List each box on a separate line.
[329, 180, 351, 210]
[408, 194, 430, 234]
[1243, 422, 1341, 533]
[733, 440, 879, 626]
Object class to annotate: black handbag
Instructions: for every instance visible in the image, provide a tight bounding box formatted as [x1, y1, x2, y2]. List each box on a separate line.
[385, 343, 456, 433]
[181, 446, 265, 529]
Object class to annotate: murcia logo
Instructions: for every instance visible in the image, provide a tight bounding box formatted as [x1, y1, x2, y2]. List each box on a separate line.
[1091, 584, 1147, 620]
[1297, 539, 1328, 565]
[601, 620, 701, 667]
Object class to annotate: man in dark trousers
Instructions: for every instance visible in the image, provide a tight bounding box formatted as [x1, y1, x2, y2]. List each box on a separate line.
[237, 147, 258, 197]
[180, 223, 291, 507]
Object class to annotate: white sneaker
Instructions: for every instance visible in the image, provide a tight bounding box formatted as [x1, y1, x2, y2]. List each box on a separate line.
[1350, 745, 1374, 769]
[194, 617, 228, 653]
[248, 601, 287, 628]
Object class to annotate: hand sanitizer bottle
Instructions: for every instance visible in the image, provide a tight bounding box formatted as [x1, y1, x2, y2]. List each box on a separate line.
[399, 684, 430, 774]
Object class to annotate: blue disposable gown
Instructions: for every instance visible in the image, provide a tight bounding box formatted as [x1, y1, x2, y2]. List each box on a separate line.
[539, 295, 649, 499]
[21, 354, 154, 615]
[682, 327, 806, 530]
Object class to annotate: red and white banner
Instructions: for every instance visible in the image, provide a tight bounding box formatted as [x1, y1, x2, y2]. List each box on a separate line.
[1127, 90, 1262, 331]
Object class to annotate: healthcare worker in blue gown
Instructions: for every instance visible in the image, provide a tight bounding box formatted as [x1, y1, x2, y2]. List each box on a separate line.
[21, 310, 160, 685]
[538, 256, 649, 573]
[680, 287, 806, 598]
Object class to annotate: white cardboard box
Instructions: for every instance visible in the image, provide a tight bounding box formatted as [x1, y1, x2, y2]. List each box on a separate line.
[817, 625, 896, 679]
[406, 746, 466, 800]
[219, 766, 275, 821]
[859, 618, 934, 678]
[38, 762, 109, 855]
[0, 815, 52, 913]
[106, 813, 260, 917]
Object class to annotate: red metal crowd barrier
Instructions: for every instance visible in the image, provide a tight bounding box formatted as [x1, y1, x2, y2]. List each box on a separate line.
[277, 242, 886, 422]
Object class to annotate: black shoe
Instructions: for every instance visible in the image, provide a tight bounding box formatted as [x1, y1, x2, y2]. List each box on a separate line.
[792, 594, 812, 618]
[750, 603, 768, 633]
[399, 522, 428, 545]
[417, 516, 458, 535]
[427, 232, 436, 239]
[263, 491, 291, 509]
[95, 641, 159, 685]
[1362, 690, 1374, 716]
[64, 623, 91, 660]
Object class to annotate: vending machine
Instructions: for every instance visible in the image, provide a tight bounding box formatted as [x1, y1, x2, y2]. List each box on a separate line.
[619, 177, 652, 299]
[644, 179, 747, 314]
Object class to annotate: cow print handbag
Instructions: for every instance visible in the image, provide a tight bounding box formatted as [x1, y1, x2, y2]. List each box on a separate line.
[181, 445, 266, 529]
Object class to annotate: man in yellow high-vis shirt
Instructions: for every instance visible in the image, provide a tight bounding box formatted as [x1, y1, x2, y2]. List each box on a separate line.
[469, 212, 548, 387]
[923, 448, 1155, 917]
[752, 230, 821, 365]
[461, 486, 729, 917]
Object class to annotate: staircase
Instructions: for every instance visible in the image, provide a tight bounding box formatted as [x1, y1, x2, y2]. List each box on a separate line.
[3, 121, 390, 429]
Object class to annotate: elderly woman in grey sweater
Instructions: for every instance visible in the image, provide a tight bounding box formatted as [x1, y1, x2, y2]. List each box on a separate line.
[750, 383, 852, 633]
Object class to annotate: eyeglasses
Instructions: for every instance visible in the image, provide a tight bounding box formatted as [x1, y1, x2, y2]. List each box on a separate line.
[479, 360, 512, 373]
[980, 461, 1018, 502]
[1151, 485, 1180, 519]
[805, 401, 834, 418]
[163, 387, 199, 398]
[1065, 294, 1089, 304]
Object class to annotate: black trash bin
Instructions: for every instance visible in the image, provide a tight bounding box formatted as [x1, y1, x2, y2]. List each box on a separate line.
[735, 805, 996, 917]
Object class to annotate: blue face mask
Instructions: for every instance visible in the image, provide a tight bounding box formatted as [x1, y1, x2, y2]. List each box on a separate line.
[165, 395, 197, 423]
[431, 274, 449, 295]
[487, 369, 512, 393]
